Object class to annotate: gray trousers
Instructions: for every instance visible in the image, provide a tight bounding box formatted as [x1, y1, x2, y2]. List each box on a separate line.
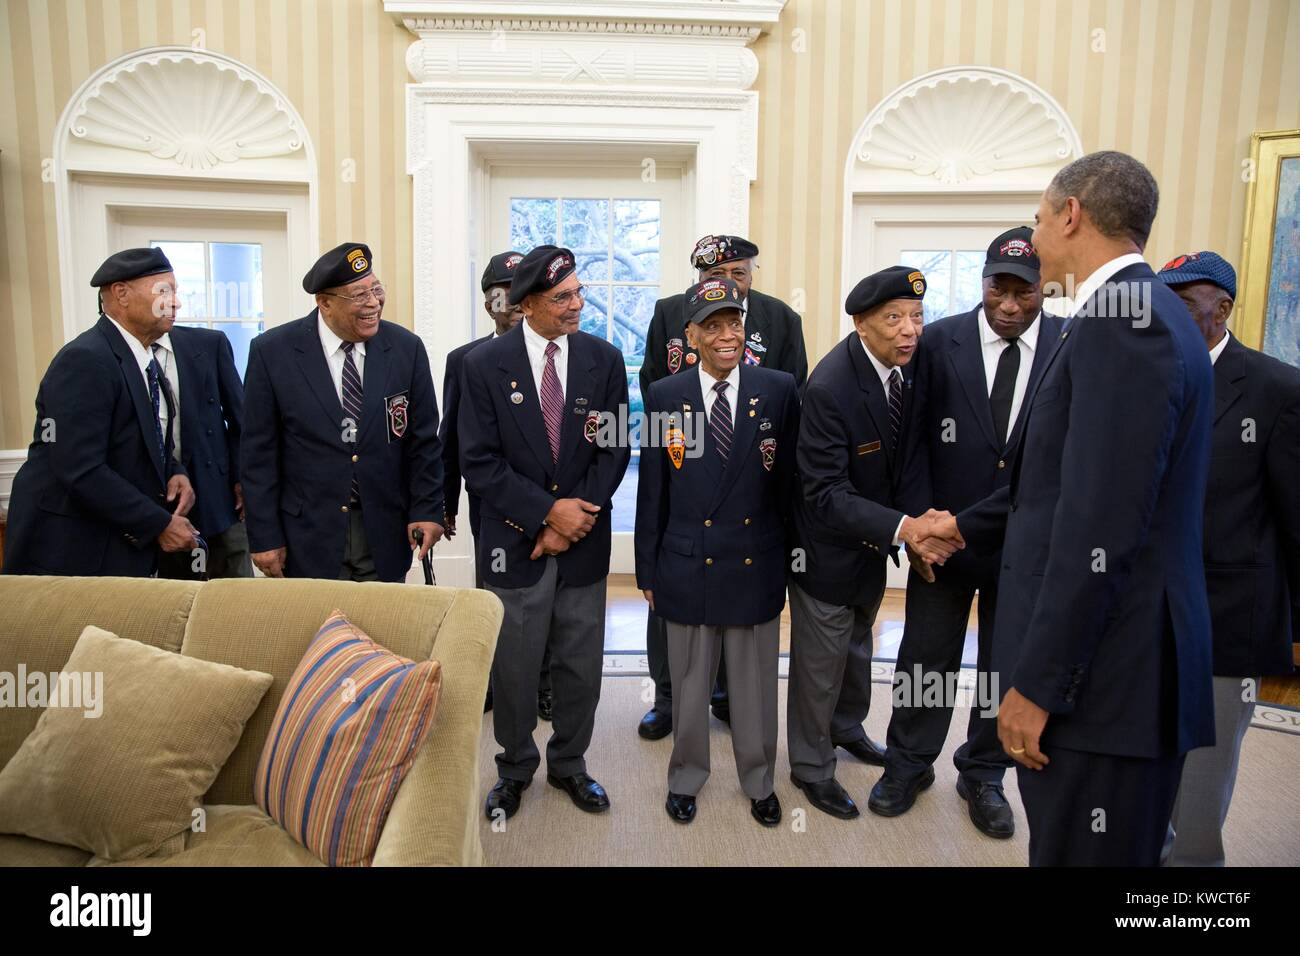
[487, 558, 605, 782]
[665, 616, 779, 799]
[1165, 674, 1259, 867]
[786, 580, 880, 783]
[339, 508, 378, 582]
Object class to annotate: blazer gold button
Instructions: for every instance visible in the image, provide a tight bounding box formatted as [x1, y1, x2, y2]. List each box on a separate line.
[352, 455, 359, 463]
[997, 459, 1006, 469]
[744, 558, 752, 565]
[552, 484, 558, 491]
[341, 505, 349, 513]
[704, 519, 712, 527]
[744, 517, 751, 525]
[705, 558, 713, 566]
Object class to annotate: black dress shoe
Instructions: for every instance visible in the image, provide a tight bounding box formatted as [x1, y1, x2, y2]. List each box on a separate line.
[711, 704, 731, 724]
[791, 774, 860, 819]
[867, 766, 935, 817]
[638, 708, 672, 740]
[484, 777, 529, 820]
[750, 792, 782, 827]
[537, 689, 554, 722]
[484, 689, 493, 713]
[835, 736, 887, 766]
[665, 791, 697, 824]
[547, 772, 611, 813]
[956, 777, 1015, 839]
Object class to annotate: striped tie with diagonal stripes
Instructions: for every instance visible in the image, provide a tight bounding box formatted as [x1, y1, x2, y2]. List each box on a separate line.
[710, 380, 732, 465]
[888, 367, 903, 453]
[341, 341, 363, 503]
[540, 340, 565, 464]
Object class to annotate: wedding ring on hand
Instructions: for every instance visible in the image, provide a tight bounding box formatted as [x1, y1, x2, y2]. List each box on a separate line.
[1009, 746, 1026, 754]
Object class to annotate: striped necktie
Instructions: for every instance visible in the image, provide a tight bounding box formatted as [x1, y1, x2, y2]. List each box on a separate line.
[341, 341, 363, 503]
[146, 355, 167, 473]
[888, 368, 903, 452]
[710, 380, 733, 464]
[540, 341, 565, 464]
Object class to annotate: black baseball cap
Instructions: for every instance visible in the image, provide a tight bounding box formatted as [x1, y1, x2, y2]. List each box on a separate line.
[685, 278, 744, 324]
[481, 251, 525, 292]
[983, 227, 1040, 284]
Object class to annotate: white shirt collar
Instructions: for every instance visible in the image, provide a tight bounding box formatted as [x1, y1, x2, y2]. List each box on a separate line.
[978, 308, 1042, 350]
[1069, 252, 1146, 317]
[1209, 329, 1231, 366]
[697, 361, 741, 395]
[859, 335, 900, 390]
[521, 316, 567, 354]
[153, 332, 173, 354]
[104, 314, 153, 377]
[317, 314, 366, 357]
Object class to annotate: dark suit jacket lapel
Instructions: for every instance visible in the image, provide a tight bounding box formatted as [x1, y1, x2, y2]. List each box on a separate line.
[97, 315, 166, 483]
[499, 324, 555, 476]
[850, 335, 897, 476]
[169, 333, 204, 465]
[1213, 335, 1246, 425]
[708, 367, 761, 513]
[1005, 312, 1064, 457]
[359, 325, 391, 440]
[292, 311, 346, 430]
[950, 310, 1000, 454]
[554, 333, 598, 486]
[681, 369, 721, 490]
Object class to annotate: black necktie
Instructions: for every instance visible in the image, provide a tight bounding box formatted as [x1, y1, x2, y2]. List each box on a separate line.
[341, 342, 363, 504]
[710, 380, 732, 464]
[150, 343, 177, 461]
[989, 337, 1021, 448]
[146, 355, 168, 473]
[887, 368, 903, 452]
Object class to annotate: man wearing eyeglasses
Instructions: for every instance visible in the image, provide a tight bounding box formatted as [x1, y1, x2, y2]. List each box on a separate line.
[459, 244, 631, 821]
[242, 242, 445, 582]
[637, 234, 808, 740]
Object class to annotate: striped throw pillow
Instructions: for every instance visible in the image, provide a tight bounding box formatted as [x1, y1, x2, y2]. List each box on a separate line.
[254, 610, 441, 867]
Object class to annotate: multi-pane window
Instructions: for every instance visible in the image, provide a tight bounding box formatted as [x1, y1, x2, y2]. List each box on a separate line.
[510, 197, 661, 531]
[149, 240, 266, 378]
[900, 249, 985, 323]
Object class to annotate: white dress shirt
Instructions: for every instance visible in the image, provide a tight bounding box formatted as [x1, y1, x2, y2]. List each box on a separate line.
[978, 308, 1041, 435]
[858, 337, 907, 545]
[150, 333, 183, 460]
[1209, 329, 1231, 366]
[104, 314, 154, 393]
[521, 318, 569, 405]
[318, 316, 366, 406]
[697, 362, 741, 429]
[1068, 252, 1147, 318]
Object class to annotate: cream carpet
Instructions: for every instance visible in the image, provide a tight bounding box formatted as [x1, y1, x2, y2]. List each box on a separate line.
[477, 676, 1300, 866]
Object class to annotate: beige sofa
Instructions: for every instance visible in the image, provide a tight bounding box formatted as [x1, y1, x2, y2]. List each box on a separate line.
[0, 575, 501, 866]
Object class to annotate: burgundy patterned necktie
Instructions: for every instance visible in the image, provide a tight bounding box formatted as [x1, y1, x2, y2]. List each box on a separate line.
[341, 341, 363, 503]
[540, 340, 565, 464]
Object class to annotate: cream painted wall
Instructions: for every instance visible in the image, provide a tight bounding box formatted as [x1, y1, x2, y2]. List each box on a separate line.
[2, 0, 1298, 448]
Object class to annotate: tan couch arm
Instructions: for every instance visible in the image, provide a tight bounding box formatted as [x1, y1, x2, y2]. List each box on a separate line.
[372, 587, 501, 867]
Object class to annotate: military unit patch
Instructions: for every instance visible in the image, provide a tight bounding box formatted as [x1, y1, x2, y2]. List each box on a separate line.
[667, 338, 684, 374]
[385, 391, 409, 442]
[584, 410, 600, 443]
[760, 437, 776, 472]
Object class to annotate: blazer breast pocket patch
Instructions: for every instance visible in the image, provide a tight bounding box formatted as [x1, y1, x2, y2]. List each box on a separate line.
[760, 437, 776, 471]
[385, 391, 410, 442]
[857, 440, 881, 455]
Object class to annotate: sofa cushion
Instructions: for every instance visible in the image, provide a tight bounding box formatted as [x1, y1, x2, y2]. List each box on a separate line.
[254, 611, 441, 866]
[0, 833, 94, 866]
[86, 805, 324, 867]
[0, 626, 273, 862]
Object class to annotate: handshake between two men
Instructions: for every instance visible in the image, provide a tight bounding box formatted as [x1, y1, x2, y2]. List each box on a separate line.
[898, 509, 965, 583]
[531, 497, 602, 560]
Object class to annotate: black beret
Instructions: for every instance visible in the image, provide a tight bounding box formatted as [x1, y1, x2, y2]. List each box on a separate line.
[845, 265, 927, 316]
[90, 247, 173, 287]
[685, 278, 744, 324]
[983, 226, 1040, 284]
[691, 234, 759, 270]
[481, 251, 525, 292]
[508, 245, 576, 306]
[303, 242, 373, 294]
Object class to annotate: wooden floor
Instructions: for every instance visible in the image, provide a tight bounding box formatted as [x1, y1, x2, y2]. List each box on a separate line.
[604, 574, 1300, 708]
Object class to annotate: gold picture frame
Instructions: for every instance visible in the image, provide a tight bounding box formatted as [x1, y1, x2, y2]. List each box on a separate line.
[1237, 128, 1300, 364]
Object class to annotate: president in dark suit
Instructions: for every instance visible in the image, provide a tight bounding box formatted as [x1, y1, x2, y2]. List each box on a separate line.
[153, 324, 251, 579]
[241, 242, 444, 582]
[4, 248, 198, 576]
[786, 266, 963, 821]
[952, 152, 1215, 866]
[458, 245, 630, 821]
[635, 278, 799, 828]
[880, 228, 1064, 838]
[637, 234, 809, 740]
[1157, 251, 1300, 866]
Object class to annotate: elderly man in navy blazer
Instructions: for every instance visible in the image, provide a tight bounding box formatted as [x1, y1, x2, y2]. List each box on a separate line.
[459, 245, 630, 821]
[241, 242, 444, 582]
[786, 266, 964, 821]
[635, 277, 800, 827]
[876, 228, 1064, 836]
[948, 152, 1216, 866]
[154, 323, 251, 578]
[1157, 251, 1300, 866]
[4, 248, 198, 576]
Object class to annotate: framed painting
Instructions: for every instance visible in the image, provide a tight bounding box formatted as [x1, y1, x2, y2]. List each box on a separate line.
[1238, 129, 1300, 369]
